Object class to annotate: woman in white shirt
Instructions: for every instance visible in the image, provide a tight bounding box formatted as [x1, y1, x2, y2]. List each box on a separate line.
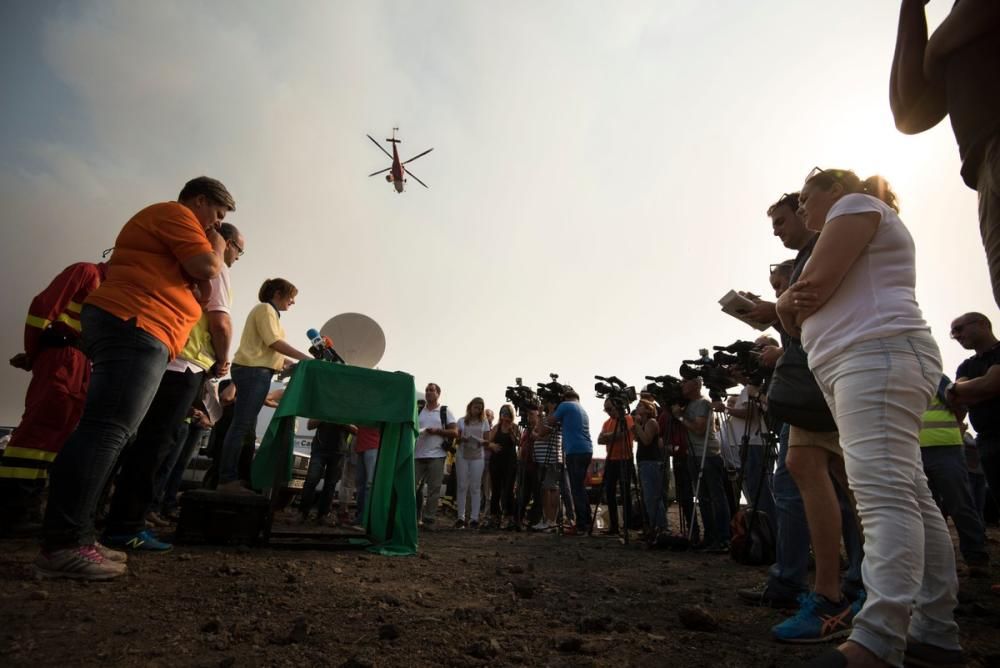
[777, 168, 959, 668]
[455, 398, 489, 529]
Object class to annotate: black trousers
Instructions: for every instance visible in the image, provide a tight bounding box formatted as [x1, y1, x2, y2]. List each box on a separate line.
[603, 458, 632, 532]
[105, 368, 203, 534]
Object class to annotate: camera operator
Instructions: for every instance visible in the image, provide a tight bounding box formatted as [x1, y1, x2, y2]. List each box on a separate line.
[529, 403, 564, 531]
[545, 387, 592, 536]
[597, 397, 635, 536]
[634, 399, 667, 533]
[672, 377, 730, 552]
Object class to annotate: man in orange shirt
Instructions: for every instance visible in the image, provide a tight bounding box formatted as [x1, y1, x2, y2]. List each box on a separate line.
[35, 176, 232, 581]
[596, 397, 635, 537]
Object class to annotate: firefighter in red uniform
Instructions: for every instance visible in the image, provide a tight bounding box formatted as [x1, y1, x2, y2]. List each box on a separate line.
[0, 261, 107, 535]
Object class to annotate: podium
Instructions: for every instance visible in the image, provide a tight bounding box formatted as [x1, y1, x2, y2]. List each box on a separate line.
[251, 360, 418, 555]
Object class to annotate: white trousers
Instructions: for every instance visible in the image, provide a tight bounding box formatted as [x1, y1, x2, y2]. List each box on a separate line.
[812, 330, 959, 667]
[456, 454, 485, 523]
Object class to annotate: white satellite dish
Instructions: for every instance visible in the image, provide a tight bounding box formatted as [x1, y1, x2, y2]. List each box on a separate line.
[320, 313, 386, 369]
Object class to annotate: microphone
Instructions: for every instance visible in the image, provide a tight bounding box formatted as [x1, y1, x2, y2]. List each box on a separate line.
[306, 328, 345, 364]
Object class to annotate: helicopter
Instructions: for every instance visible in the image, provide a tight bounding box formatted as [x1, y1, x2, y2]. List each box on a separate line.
[366, 128, 433, 193]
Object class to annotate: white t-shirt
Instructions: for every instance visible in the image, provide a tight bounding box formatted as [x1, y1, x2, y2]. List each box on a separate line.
[414, 405, 457, 459]
[456, 417, 489, 460]
[727, 387, 765, 446]
[801, 194, 929, 370]
[168, 264, 232, 374]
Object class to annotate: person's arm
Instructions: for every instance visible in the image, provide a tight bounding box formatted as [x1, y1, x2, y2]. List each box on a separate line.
[597, 422, 614, 445]
[534, 420, 552, 438]
[672, 404, 708, 436]
[779, 212, 881, 327]
[948, 365, 1000, 405]
[890, 0, 948, 134]
[633, 419, 658, 447]
[206, 311, 232, 378]
[441, 422, 459, 440]
[268, 338, 311, 361]
[743, 299, 778, 325]
[180, 228, 225, 280]
[925, 0, 1000, 77]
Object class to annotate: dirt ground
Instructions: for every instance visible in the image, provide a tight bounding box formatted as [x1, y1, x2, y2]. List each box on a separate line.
[1, 509, 999, 668]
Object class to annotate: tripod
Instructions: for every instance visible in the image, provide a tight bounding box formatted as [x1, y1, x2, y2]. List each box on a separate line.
[589, 401, 637, 544]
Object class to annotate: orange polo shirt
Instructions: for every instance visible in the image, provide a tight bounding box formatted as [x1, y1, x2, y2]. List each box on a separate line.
[86, 202, 214, 356]
[602, 415, 634, 461]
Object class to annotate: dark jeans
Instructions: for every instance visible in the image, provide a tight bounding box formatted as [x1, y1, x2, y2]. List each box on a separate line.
[689, 452, 731, 547]
[489, 454, 517, 518]
[43, 305, 169, 548]
[565, 453, 592, 531]
[603, 458, 633, 532]
[922, 446, 990, 564]
[105, 368, 203, 534]
[673, 455, 698, 542]
[218, 365, 273, 484]
[978, 434, 1000, 523]
[300, 448, 342, 518]
[767, 423, 865, 597]
[156, 422, 208, 514]
[743, 442, 776, 520]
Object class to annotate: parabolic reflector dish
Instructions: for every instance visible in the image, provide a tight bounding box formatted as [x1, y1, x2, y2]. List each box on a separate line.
[320, 313, 386, 369]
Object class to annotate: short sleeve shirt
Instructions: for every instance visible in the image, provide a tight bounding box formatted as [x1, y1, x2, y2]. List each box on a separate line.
[957, 343, 1000, 437]
[684, 398, 721, 457]
[86, 201, 213, 356]
[601, 415, 634, 461]
[414, 406, 456, 459]
[233, 303, 285, 370]
[554, 401, 592, 456]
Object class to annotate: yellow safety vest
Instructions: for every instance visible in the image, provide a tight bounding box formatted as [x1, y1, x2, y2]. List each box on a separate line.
[919, 396, 962, 447]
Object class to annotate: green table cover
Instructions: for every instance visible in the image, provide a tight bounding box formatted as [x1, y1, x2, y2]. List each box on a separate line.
[251, 360, 418, 555]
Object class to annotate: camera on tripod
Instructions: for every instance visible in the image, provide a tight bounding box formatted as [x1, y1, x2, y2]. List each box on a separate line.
[644, 374, 685, 407]
[711, 340, 772, 388]
[678, 358, 736, 402]
[505, 377, 540, 426]
[594, 375, 637, 411]
[535, 373, 567, 406]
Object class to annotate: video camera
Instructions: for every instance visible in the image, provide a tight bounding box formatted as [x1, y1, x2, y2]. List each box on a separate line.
[644, 374, 685, 407]
[678, 358, 736, 402]
[711, 340, 771, 388]
[594, 375, 637, 413]
[536, 373, 567, 407]
[504, 377, 540, 427]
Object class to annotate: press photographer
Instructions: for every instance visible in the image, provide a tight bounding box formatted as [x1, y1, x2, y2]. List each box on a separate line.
[594, 376, 638, 539]
[542, 379, 593, 536]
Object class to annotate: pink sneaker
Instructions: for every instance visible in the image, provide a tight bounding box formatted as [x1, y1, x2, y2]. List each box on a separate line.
[34, 545, 127, 581]
[94, 542, 128, 563]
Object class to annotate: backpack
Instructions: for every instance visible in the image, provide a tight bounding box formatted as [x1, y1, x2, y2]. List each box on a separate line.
[729, 509, 776, 566]
[439, 405, 456, 455]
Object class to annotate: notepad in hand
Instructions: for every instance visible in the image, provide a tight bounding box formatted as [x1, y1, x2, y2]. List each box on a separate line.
[718, 290, 772, 331]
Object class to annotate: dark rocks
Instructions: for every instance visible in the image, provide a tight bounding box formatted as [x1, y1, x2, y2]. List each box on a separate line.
[288, 617, 309, 643]
[200, 618, 223, 634]
[510, 578, 535, 599]
[465, 639, 498, 659]
[577, 615, 612, 633]
[557, 636, 584, 652]
[677, 605, 718, 631]
[378, 623, 400, 641]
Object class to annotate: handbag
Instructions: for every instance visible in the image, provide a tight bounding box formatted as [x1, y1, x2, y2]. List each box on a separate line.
[766, 339, 837, 432]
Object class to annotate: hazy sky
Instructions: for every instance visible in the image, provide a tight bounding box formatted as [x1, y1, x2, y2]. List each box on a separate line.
[0, 1, 993, 449]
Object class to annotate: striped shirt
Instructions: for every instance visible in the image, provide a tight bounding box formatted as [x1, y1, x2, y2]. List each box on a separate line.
[533, 425, 563, 465]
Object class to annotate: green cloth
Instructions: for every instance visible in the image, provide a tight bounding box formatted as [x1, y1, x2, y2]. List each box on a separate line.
[252, 360, 419, 555]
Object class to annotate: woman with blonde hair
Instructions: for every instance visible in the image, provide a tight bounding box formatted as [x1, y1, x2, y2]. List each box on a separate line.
[455, 397, 489, 528]
[216, 278, 311, 494]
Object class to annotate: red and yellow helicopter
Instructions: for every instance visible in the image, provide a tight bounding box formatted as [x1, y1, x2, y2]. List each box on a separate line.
[367, 128, 433, 193]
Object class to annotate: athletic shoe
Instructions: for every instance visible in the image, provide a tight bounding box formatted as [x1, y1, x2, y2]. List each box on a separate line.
[102, 529, 173, 553]
[771, 592, 854, 644]
[903, 637, 966, 668]
[94, 542, 128, 563]
[454, 519, 466, 529]
[144, 511, 171, 528]
[469, 520, 479, 530]
[532, 520, 551, 531]
[34, 545, 127, 581]
[737, 583, 801, 609]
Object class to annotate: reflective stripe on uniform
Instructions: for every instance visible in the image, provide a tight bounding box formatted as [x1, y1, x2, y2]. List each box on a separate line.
[25, 314, 52, 330]
[2, 446, 58, 462]
[66, 300, 83, 314]
[54, 312, 82, 331]
[919, 403, 962, 447]
[0, 465, 49, 480]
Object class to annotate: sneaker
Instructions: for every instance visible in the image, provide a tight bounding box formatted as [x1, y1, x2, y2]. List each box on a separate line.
[454, 519, 466, 529]
[771, 593, 854, 644]
[34, 545, 127, 581]
[102, 529, 173, 553]
[737, 583, 801, 609]
[94, 542, 128, 563]
[469, 520, 479, 530]
[532, 520, 551, 531]
[904, 637, 965, 668]
[144, 511, 171, 528]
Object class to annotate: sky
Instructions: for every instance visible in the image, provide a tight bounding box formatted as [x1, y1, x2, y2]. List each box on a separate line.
[0, 1, 994, 448]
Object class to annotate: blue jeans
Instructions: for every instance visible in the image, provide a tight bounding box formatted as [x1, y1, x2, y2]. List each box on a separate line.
[157, 422, 207, 514]
[921, 445, 989, 564]
[218, 365, 273, 484]
[565, 453, 592, 530]
[43, 305, 169, 548]
[743, 442, 776, 521]
[689, 452, 731, 546]
[355, 448, 379, 523]
[638, 460, 668, 530]
[299, 448, 342, 518]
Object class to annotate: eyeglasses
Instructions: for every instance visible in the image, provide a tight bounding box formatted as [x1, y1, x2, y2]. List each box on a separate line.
[228, 239, 244, 257]
[806, 166, 848, 183]
[774, 192, 797, 209]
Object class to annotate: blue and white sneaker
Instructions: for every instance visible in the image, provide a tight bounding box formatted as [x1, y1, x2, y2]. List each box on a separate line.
[849, 589, 867, 617]
[771, 592, 854, 644]
[102, 529, 173, 553]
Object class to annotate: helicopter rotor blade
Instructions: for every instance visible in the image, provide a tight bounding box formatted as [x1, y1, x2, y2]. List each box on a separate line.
[405, 168, 429, 188]
[366, 134, 394, 160]
[402, 148, 434, 165]
[368, 168, 391, 177]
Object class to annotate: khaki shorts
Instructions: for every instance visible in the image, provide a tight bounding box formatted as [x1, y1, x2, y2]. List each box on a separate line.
[788, 425, 842, 457]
